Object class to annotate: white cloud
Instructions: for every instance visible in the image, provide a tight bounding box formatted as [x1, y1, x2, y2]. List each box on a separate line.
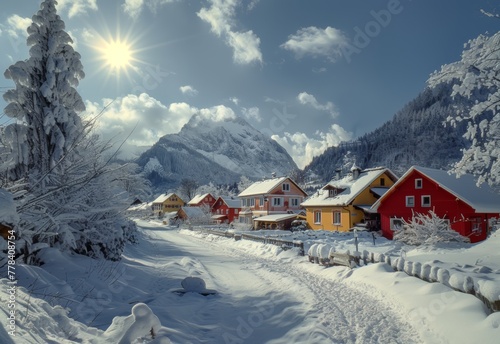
[123, 0, 177, 19]
[227, 30, 262, 64]
[272, 124, 353, 169]
[180, 85, 199, 96]
[247, 0, 260, 11]
[56, 0, 98, 18]
[229, 97, 239, 105]
[84, 93, 196, 151]
[297, 92, 338, 118]
[6, 15, 31, 39]
[197, 0, 263, 65]
[242, 107, 262, 122]
[198, 105, 236, 122]
[281, 26, 348, 62]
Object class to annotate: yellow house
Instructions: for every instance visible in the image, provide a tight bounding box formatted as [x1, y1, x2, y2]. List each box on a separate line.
[152, 193, 185, 217]
[301, 166, 398, 232]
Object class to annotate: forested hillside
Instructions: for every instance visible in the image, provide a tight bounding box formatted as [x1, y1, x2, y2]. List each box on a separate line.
[304, 83, 471, 182]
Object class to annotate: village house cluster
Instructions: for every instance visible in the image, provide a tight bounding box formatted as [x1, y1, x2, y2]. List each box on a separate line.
[150, 165, 500, 244]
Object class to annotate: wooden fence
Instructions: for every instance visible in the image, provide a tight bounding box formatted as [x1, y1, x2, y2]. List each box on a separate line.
[307, 247, 500, 313]
[195, 227, 305, 256]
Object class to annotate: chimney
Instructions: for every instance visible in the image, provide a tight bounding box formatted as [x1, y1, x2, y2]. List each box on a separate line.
[271, 172, 277, 178]
[351, 163, 361, 179]
[335, 168, 341, 180]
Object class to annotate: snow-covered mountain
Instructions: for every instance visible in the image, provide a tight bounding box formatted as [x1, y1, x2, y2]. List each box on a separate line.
[137, 113, 297, 189]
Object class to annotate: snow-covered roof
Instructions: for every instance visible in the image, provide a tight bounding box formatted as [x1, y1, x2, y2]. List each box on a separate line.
[375, 166, 500, 213]
[238, 177, 287, 197]
[238, 177, 306, 197]
[371, 187, 390, 198]
[218, 196, 241, 208]
[302, 167, 396, 207]
[152, 193, 176, 204]
[188, 193, 212, 205]
[0, 188, 19, 225]
[180, 206, 207, 219]
[253, 214, 297, 222]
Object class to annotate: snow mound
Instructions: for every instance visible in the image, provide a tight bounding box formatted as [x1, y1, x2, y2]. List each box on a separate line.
[104, 303, 170, 344]
[171, 276, 217, 296]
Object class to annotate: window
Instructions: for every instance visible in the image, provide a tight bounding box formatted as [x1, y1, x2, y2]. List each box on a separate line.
[226, 209, 229, 215]
[235, 209, 238, 214]
[421, 195, 431, 207]
[314, 211, 322, 224]
[415, 178, 423, 189]
[273, 197, 283, 206]
[333, 211, 341, 225]
[260, 197, 264, 207]
[291, 198, 300, 207]
[380, 178, 386, 186]
[241, 199, 246, 207]
[250, 198, 255, 207]
[328, 189, 337, 197]
[282, 183, 290, 192]
[390, 218, 404, 231]
[406, 196, 415, 207]
[471, 218, 482, 233]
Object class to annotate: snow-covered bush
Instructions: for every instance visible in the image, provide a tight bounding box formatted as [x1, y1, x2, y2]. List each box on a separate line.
[394, 210, 470, 246]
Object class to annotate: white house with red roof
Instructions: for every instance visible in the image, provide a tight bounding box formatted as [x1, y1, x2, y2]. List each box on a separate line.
[237, 176, 307, 228]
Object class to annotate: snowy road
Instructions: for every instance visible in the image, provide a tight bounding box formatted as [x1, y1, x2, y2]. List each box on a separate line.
[130, 223, 424, 344]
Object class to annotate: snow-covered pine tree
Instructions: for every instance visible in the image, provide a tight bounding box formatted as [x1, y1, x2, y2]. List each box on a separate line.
[394, 210, 470, 246]
[1, 0, 138, 262]
[3, 0, 85, 184]
[428, 31, 500, 190]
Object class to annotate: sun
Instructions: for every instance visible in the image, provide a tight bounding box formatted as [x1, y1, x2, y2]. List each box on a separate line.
[103, 40, 132, 70]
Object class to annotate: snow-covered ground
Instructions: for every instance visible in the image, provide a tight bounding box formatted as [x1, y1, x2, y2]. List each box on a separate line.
[1, 220, 499, 343]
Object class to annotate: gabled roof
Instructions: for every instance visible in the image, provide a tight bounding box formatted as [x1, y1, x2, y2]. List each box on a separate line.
[217, 196, 241, 209]
[153, 193, 177, 204]
[372, 166, 500, 213]
[179, 206, 207, 219]
[301, 167, 397, 207]
[238, 177, 307, 197]
[188, 193, 213, 205]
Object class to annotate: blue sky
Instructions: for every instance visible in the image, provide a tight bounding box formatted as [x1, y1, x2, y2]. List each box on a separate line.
[0, 0, 498, 168]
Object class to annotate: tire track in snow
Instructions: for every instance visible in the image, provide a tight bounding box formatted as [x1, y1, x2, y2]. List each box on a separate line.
[187, 231, 423, 344]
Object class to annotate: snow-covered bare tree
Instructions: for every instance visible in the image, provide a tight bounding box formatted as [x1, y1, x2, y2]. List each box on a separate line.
[428, 30, 500, 190]
[394, 210, 470, 246]
[1, 0, 137, 262]
[178, 178, 198, 201]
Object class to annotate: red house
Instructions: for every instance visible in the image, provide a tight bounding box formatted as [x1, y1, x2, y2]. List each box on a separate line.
[187, 193, 216, 208]
[211, 196, 241, 224]
[373, 166, 500, 243]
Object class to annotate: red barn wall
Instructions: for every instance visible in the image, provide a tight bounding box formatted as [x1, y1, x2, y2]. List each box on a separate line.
[379, 170, 495, 243]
